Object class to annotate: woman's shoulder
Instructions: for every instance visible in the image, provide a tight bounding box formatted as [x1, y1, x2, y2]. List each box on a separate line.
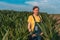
[28, 15, 33, 22]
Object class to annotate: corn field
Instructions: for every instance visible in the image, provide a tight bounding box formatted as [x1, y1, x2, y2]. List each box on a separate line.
[0, 10, 60, 40]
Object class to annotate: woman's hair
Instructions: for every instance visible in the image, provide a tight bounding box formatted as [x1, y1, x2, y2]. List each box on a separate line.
[33, 6, 39, 10]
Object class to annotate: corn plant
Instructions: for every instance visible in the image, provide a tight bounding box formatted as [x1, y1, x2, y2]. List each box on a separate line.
[38, 14, 60, 40]
[0, 10, 60, 40]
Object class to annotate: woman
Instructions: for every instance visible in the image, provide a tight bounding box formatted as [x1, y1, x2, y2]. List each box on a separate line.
[28, 6, 43, 40]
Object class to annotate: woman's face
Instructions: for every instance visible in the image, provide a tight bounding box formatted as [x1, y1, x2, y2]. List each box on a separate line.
[33, 8, 39, 15]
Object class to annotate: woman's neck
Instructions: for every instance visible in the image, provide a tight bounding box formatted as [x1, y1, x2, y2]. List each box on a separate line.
[33, 14, 38, 16]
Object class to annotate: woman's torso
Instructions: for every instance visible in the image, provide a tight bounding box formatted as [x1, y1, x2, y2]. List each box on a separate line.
[28, 15, 42, 32]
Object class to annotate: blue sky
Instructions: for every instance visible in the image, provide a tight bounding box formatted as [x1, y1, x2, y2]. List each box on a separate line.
[0, 0, 60, 14]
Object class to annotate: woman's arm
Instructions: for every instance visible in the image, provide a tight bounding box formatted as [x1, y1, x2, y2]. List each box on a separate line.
[28, 23, 36, 37]
[28, 23, 31, 32]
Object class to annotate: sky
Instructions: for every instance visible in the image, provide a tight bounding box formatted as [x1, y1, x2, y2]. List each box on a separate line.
[0, 0, 60, 14]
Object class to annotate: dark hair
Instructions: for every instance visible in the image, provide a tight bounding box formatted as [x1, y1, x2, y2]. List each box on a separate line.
[33, 6, 39, 10]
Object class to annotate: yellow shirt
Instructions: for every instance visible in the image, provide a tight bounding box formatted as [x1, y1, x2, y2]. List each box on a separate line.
[28, 15, 42, 32]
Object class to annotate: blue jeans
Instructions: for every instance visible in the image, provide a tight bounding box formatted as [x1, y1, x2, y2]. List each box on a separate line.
[32, 25, 42, 40]
[32, 30, 42, 40]
[28, 30, 42, 40]
[32, 34, 41, 40]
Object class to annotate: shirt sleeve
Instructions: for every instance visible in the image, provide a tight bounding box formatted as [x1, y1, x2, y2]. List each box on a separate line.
[27, 16, 32, 23]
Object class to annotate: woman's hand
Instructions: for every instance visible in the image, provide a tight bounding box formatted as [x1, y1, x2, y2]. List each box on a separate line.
[40, 32, 43, 36]
[32, 34, 36, 37]
[29, 29, 31, 32]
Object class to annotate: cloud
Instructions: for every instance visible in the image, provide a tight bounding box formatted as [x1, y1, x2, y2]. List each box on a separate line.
[25, 0, 57, 9]
[25, 0, 48, 6]
[25, 1, 39, 6]
[40, 0, 48, 2]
